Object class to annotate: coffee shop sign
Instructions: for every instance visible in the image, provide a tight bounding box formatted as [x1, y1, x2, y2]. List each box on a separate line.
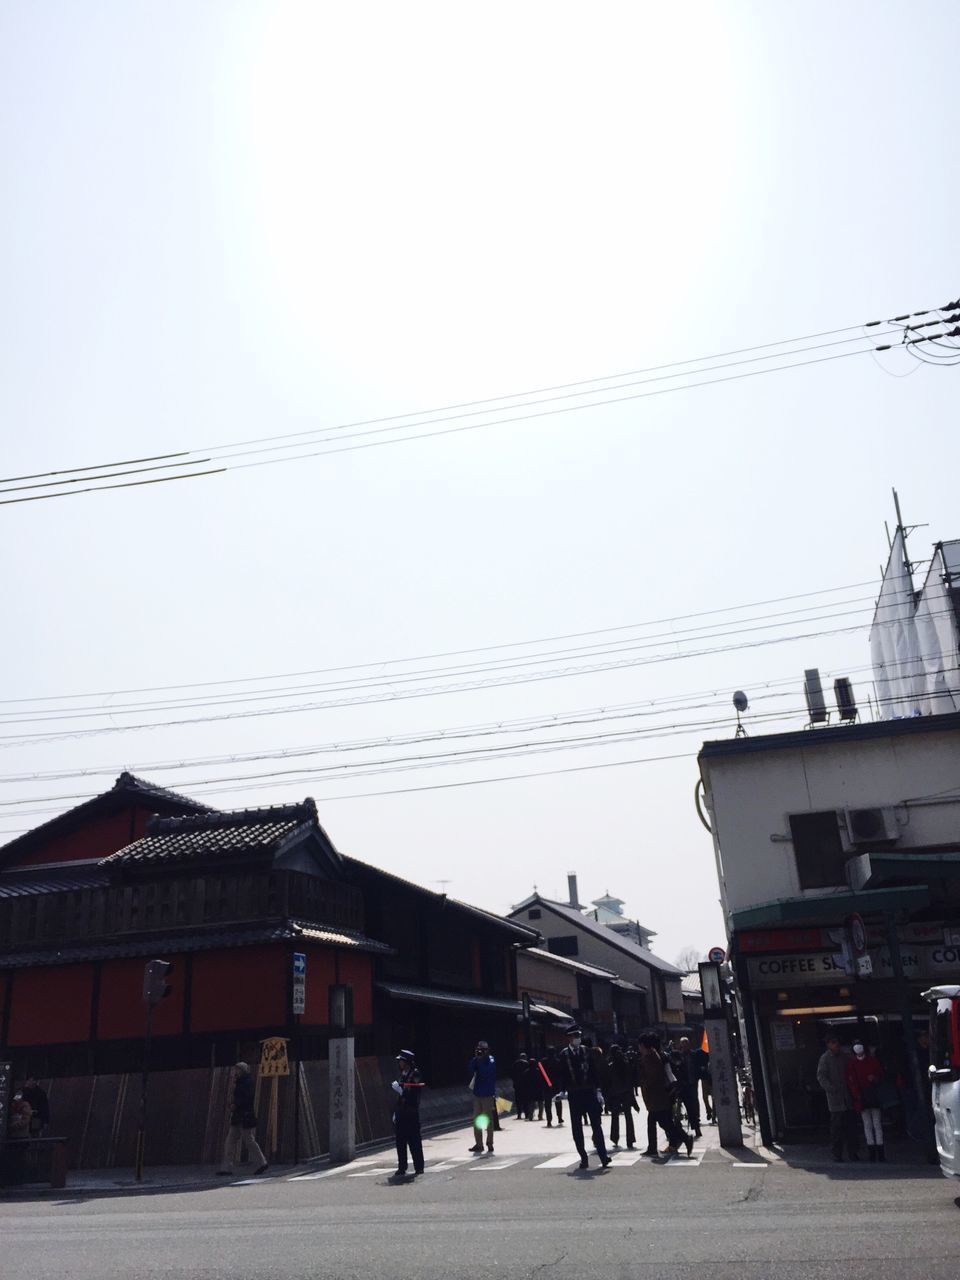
[747, 945, 960, 988]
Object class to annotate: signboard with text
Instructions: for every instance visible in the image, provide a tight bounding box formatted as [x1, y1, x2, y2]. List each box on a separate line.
[747, 944, 960, 989]
[259, 1036, 290, 1077]
[292, 951, 306, 1017]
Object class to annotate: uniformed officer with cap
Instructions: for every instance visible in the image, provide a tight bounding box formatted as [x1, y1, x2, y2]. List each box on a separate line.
[391, 1049, 425, 1177]
[557, 1026, 611, 1170]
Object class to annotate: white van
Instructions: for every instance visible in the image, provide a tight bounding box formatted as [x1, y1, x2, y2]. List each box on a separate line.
[922, 985, 960, 1179]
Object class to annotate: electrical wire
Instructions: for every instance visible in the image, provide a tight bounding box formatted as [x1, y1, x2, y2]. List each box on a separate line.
[0, 595, 893, 725]
[5, 300, 952, 507]
[0, 578, 889, 707]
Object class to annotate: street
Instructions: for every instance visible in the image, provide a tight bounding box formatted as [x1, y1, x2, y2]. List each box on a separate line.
[2, 1121, 958, 1280]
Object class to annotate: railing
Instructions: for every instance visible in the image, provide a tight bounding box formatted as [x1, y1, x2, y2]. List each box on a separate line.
[0, 871, 363, 950]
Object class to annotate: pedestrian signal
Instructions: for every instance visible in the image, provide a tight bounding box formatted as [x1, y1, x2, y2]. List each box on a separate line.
[143, 959, 174, 1006]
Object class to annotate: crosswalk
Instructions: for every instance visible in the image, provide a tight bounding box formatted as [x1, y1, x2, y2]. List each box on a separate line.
[288, 1147, 710, 1182]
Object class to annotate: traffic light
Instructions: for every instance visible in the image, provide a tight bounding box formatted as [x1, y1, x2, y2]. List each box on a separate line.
[143, 959, 174, 1006]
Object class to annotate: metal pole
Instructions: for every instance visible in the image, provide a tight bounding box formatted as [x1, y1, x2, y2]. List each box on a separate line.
[293, 1014, 302, 1165]
[134, 1003, 154, 1182]
[885, 911, 926, 1122]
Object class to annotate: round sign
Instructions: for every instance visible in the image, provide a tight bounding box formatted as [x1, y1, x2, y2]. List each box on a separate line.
[707, 946, 726, 964]
[849, 913, 867, 956]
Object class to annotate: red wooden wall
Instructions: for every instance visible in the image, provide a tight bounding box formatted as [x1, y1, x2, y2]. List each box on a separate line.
[6, 806, 155, 869]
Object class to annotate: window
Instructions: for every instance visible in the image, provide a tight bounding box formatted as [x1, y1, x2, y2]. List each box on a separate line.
[547, 935, 579, 957]
[527, 908, 541, 920]
[789, 811, 846, 890]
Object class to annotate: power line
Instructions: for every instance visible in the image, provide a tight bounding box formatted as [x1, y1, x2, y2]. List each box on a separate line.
[5, 293, 954, 507]
[0, 605, 951, 751]
[0, 578, 886, 707]
[0, 594, 892, 725]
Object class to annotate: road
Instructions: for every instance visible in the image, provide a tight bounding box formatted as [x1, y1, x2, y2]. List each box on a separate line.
[2, 1121, 958, 1279]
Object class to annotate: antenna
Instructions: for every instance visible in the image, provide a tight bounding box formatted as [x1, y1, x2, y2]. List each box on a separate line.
[732, 690, 749, 737]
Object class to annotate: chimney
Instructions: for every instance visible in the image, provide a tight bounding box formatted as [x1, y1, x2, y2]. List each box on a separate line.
[567, 873, 581, 910]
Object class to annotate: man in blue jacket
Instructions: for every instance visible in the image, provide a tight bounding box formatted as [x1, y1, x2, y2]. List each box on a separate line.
[467, 1040, 498, 1154]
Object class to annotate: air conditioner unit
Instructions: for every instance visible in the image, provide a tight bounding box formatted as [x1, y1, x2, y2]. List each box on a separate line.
[840, 806, 900, 848]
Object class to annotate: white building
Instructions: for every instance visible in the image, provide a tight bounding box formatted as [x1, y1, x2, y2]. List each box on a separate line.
[700, 694, 960, 1144]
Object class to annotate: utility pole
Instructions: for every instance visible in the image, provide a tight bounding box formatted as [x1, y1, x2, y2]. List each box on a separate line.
[136, 959, 173, 1182]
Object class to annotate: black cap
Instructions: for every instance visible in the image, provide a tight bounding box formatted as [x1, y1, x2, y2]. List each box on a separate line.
[565, 1025, 582, 1036]
[396, 1049, 416, 1062]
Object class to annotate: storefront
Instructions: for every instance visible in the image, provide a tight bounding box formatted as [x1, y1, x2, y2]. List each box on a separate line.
[732, 900, 960, 1143]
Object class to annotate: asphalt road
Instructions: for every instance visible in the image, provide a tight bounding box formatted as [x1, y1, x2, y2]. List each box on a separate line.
[3, 1127, 959, 1280]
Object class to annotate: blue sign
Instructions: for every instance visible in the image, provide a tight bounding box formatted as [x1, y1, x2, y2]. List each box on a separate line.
[293, 952, 306, 975]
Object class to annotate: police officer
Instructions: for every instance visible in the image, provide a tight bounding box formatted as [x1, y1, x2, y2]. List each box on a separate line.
[557, 1026, 611, 1170]
[391, 1049, 425, 1177]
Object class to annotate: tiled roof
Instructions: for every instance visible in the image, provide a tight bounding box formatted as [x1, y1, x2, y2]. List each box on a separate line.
[101, 801, 320, 867]
[290, 920, 392, 955]
[0, 772, 214, 866]
[376, 981, 522, 1015]
[0, 920, 391, 969]
[0, 865, 110, 899]
[523, 946, 618, 980]
[342, 854, 541, 942]
[512, 896, 684, 976]
[111, 772, 218, 813]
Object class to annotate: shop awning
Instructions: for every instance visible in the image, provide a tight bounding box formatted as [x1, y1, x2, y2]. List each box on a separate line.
[376, 982, 522, 1015]
[730, 884, 930, 932]
[846, 851, 960, 893]
[529, 1002, 572, 1022]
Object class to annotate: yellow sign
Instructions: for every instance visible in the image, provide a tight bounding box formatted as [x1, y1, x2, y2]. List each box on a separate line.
[259, 1036, 290, 1077]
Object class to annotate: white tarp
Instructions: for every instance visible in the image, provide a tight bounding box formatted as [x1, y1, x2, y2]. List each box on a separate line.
[870, 535, 960, 718]
[870, 530, 924, 717]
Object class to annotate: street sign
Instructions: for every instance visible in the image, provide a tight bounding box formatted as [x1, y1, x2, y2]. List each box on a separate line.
[848, 913, 867, 956]
[707, 946, 726, 964]
[260, 1036, 290, 1077]
[292, 951, 306, 1016]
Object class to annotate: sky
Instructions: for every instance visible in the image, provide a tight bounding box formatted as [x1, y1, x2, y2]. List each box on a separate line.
[1, 1, 957, 966]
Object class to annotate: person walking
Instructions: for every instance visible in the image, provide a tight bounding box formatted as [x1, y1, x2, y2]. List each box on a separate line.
[511, 1053, 530, 1120]
[816, 1033, 858, 1162]
[218, 1061, 268, 1177]
[390, 1049, 425, 1177]
[673, 1038, 702, 1138]
[603, 1043, 637, 1148]
[846, 1041, 886, 1163]
[637, 1033, 694, 1159]
[557, 1026, 611, 1170]
[540, 1049, 564, 1127]
[467, 1040, 497, 1154]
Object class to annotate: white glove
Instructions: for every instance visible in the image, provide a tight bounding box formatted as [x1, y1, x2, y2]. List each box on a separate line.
[391, 1080, 403, 1095]
[596, 1090, 605, 1105]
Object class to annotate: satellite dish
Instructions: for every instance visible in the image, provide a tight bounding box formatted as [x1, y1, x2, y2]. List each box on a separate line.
[732, 690, 748, 737]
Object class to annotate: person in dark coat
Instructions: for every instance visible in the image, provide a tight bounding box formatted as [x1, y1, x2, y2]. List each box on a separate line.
[557, 1026, 611, 1170]
[511, 1053, 530, 1119]
[637, 1033, 694, 1159]
[672, 1038, 703, 1138]
[391, 1049, 425, 1177]
[21, 1077, 50, 1137]
[218, 1061, 268, 1176]
[540, 1049, 564, 1127]
[603, 1043, 637, 1148]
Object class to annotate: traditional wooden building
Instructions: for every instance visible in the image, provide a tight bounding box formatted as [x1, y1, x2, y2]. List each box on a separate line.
[0, 774, 536, 1167]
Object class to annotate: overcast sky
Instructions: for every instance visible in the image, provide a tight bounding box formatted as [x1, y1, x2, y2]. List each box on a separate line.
[1, 1, 957, 965]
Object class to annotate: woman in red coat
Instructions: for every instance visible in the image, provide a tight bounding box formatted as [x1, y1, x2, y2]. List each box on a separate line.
[845, 1042, 885, 1162]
